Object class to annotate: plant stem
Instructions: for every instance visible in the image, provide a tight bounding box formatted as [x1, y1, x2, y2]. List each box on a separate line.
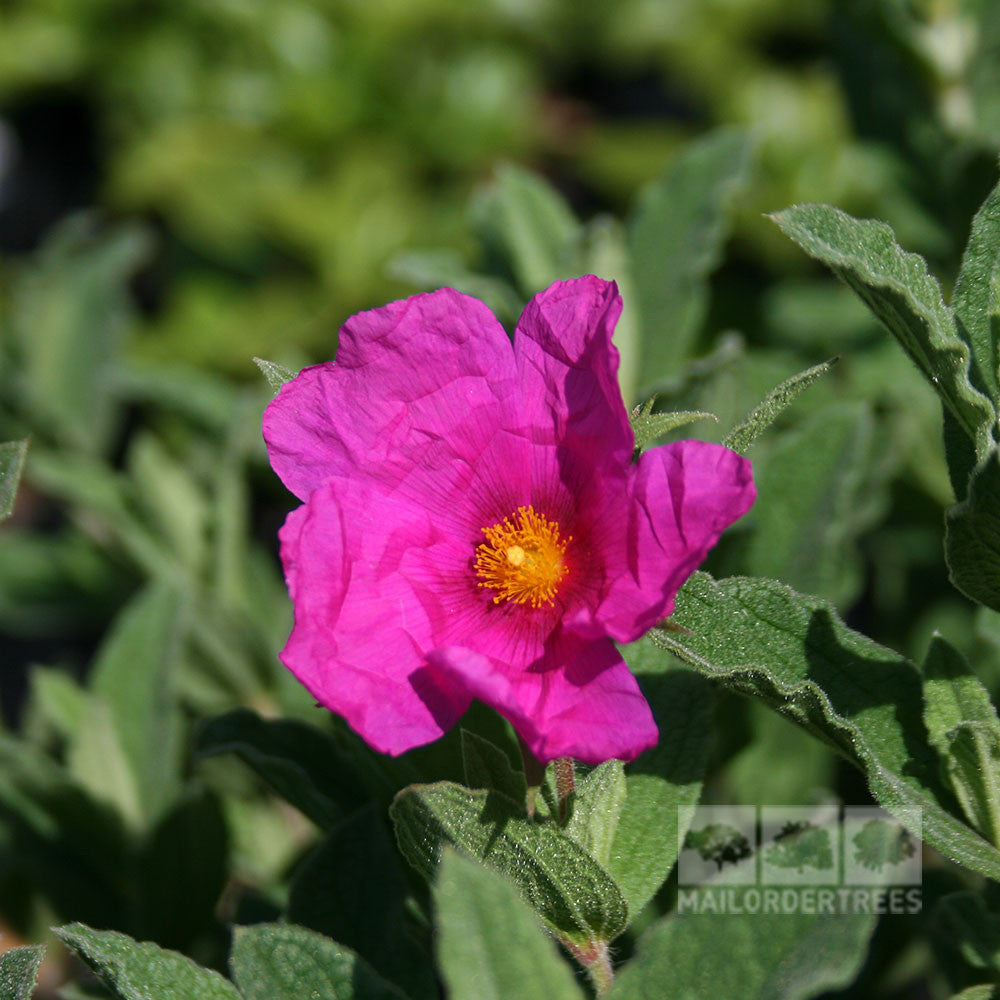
[588, 944, 614, 997]
[554, 756, 575, 822]
[518, 737, 546, 818]
[565, 939, 614, 996]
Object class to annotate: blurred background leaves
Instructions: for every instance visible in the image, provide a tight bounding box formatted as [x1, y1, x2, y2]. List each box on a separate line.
[5, 0, 1000, 997]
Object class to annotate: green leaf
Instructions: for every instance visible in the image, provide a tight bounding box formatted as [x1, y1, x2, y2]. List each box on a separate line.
[474, 164, 580, 294]
[390, 781, 628, 948]
[0, 734, 129, 928]
[652, 572, 1000, 881]
[86, 584, 186, 827]
[572, 215, 640, 403]
[66, 697, 143, 830]
[953, 177, 1000, 399]
[564, 761, 626, 869]
[0, 944, 44, 1000]
[434, 850, 585, 1000]
[387, 250, 522, 325]
[128, 433, 208, 575]
[630, 409, 717, 453]
[924, 634, 1000, 745]
[950, 987, 999, 1000]
[287, 806, 436, 1000]
[229, 923, 410, 1000]
[946, 447, 1000, 611]
[195, 709, 367, 828]
[252, 358, 298, 394]
[934, 890, 1000, 976]
[608, 903, 880, 1000]
[9, 218, 150, 454]
[0, 440, 29, 523]
[27, 667, 88, 743]
[720, 358, 839, 455]
[944, 724, 1000, 849]
[54, 923, 240, 1000]
[741, 402, 880, 606]
[460, 729, 527, 804]
[136, 787, 229, 950]
[771, 204, 995, 469]
[922, 625, 1000, 845]
[629, 129, 752, 381]
[608, 658, 715, 918]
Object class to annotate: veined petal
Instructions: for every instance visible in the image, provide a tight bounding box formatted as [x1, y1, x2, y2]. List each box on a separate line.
[428, 636, 658, 765]
[571, 440, 755, 643]
[279, 478, 471, 755]
[263, 288, 518, 501]
[514, 276, 634, 480]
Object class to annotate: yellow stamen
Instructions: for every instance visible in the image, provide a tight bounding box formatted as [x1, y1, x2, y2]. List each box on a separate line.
[475, 505, 570, 608]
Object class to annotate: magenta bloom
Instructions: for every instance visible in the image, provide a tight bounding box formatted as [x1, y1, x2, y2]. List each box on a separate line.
[263, 277, 754, 764]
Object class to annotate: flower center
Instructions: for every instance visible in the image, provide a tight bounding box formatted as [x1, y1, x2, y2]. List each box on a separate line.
[475, 505, 570, 608]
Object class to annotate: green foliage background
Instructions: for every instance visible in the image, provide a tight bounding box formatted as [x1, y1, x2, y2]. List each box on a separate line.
[5, 1, 1000, 998]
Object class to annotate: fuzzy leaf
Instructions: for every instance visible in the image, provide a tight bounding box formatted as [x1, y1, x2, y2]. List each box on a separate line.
[54, 923, 239, 1000]
[631, 410, 716, 452]
[229, 923, 409, 1000]
[772, 204, 995, 471]
[0, 440, 28, 523]
[564, 761, 627, 868]
[652, 572, 1000, 880]
[923, 636, 1000, 844]
[629, 129, 752, 381]
[287, 806, 436, 1000]
[924, 634, 1000, 743]
[944, 723, 1000, 849]
[460, 729, 526, 804]
[721, 358, 838, 454]
[608, 903, 880, 1000]
[946, 447, 1000, 611]
[0, 945, 44, 1000]
[953, 177, 1000, 399]
[434, 850, 585, 1000]
[608, 660, 715, 917]
[390, 781, 628, 948]
[252, 358, 298, 394]
[195, 709, 367, 828]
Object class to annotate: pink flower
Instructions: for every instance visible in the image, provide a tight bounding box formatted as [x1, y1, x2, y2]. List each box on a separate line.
[263, 277, 754, 765]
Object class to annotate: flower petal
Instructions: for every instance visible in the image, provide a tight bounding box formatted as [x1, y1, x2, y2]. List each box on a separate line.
[428, 636, 658, 764]
[263, 288, 518, 501]
[572, 440, 755, 643]
[279, 478, 471, 755]
[513, 276, 634, 482]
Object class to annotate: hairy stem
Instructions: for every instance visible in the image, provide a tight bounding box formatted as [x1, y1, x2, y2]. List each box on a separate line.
[554, 756, 575, 822]
[565, 939, 614, 996]
[518, 737, 546, 819]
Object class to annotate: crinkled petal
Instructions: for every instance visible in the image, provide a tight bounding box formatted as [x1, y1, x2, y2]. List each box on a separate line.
[514, 276, 634, 484]
[279, 478, 471, 755]
[569, 440, 755, 643]
[427, 637, 658, 764]
[263, 288, 518, 501]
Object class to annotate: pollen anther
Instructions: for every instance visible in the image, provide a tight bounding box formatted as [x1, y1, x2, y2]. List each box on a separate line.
[475, 505, 570, 608]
